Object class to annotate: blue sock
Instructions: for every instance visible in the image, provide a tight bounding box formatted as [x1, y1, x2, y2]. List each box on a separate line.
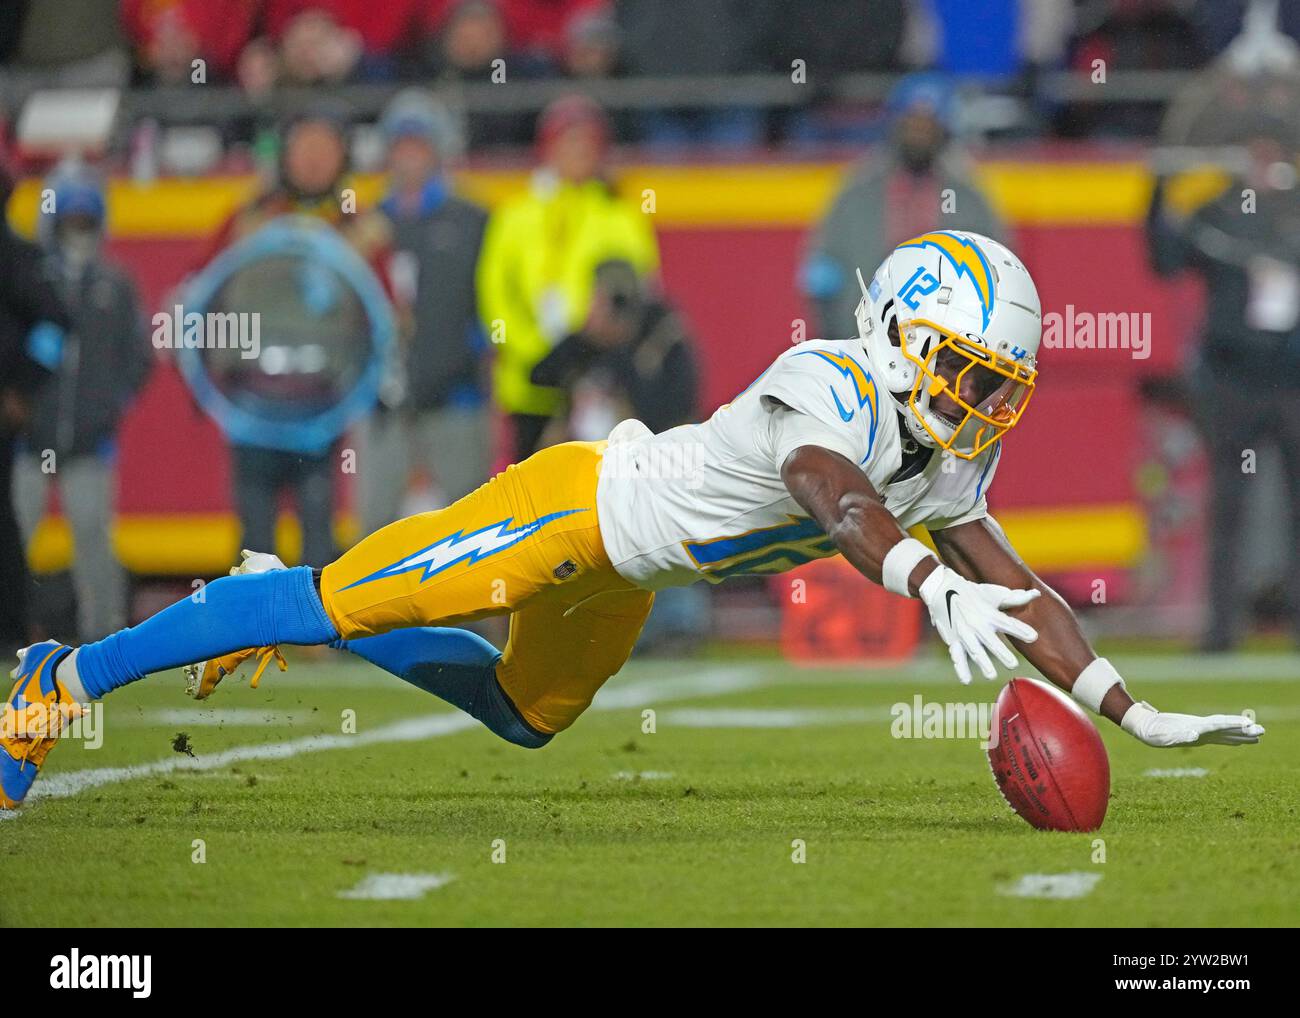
[77, 566, 338, 699]
[334, 627, 551, 749]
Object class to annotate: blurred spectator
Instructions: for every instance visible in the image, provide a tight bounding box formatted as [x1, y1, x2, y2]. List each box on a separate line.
[800, 73, 1003, 339]
[530, 258, 698, 441]
[616, 0, 775, 148]
[477, 94, 658, 461]
[558, 8, 635, 140]
[126, 0, 428, 93]
[354, 89, 490, 531]
[427, 0, 504, 73]
[15, 161, 148, 642]
[206, 102, 393, 567]
[424, 0, 540, 147]
[121, 0, 261, 85]
[1058, 0, 1208, 137]
[1147, 128, 1300, 652]
[0, 165, 70, 652]
[500, 0, 608, 65]
[262, 0, 435, 83]
[273, 7, 363, 85]
[421, 0, 606, 69]
[561, 5, 619, 79]
[0, 0, 128, 88]
[530, 257, 708, 651]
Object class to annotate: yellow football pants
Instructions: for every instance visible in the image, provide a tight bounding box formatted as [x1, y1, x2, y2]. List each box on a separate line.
[319, 441, 653, 734]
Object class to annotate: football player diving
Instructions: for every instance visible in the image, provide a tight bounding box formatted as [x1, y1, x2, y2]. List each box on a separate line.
[2, 230, 1263, 808]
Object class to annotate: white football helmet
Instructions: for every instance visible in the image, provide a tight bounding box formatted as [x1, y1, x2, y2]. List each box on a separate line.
[856, 230, 1041, 459]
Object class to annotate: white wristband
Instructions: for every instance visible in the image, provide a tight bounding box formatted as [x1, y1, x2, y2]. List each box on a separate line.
[882, 538, 937, 598]
[1072, 657, 1125, 714]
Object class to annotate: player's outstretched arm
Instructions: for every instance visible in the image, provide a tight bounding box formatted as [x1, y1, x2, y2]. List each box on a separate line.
[780, 444, 1040, 685]
[929, 517, 1264, 747]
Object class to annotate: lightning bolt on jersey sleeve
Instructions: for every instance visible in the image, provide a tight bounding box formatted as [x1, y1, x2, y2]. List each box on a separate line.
[754, 344, 884, 470]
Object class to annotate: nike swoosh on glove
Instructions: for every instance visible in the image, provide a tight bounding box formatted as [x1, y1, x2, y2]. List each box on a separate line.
[1121, 702, 1265, 747]
[917, 566, 1040, 684]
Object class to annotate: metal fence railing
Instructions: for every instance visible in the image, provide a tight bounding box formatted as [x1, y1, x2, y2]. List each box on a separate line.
[1, 69, 1202, 129]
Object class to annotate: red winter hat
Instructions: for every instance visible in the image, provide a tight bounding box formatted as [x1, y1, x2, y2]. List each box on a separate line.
[536, 94, 610, 158]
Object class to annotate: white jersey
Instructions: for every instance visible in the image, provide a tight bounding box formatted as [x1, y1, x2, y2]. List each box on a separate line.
[595, 338, 1002, 591]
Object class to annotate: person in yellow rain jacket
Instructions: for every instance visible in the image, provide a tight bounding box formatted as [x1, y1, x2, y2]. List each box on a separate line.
[477, 94, 659, 461]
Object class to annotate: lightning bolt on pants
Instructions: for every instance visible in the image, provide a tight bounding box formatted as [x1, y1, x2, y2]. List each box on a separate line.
[319, 441, 654, 734]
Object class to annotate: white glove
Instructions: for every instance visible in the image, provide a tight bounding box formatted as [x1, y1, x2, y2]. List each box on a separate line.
[1121, 702, 1264, 747]
[918, 566, 1040, 684]
[231, 549, 288, 575]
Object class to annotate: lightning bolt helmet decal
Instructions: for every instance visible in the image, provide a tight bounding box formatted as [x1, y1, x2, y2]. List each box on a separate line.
[897, 230, 997, 331]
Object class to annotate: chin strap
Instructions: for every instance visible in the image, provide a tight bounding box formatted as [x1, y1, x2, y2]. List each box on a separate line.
[895, 404, 921, 451]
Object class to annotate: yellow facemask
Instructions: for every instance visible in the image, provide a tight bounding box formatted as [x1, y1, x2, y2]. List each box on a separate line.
[899, 317, 1037, 460]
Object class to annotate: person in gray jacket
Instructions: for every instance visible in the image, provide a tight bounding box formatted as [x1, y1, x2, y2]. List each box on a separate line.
[15, 161, 148, 641]
[1147, 130, 1300, 652]
[800, 73, 1003, 340]
[355, 89, 491, 531]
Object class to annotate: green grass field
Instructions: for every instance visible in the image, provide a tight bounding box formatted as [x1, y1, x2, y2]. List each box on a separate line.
[4, 648, 1298, 927]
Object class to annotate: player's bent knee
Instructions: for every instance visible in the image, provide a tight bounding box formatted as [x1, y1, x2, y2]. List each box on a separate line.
[485, 677, 555, 749]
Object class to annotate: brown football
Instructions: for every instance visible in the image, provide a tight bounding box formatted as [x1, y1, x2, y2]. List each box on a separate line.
[987, 677, 1110, 832]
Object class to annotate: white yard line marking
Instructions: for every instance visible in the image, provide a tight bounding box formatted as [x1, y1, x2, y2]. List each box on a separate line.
[1143, 767, 1209, 778]
[612, 770, 675, 781]
[661, 706, 890, 728]
[337, 872, 455, 901]
[997, 872, 1103, 900]
[2, 666, 763, 818]
[19, 712, 479, 807]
